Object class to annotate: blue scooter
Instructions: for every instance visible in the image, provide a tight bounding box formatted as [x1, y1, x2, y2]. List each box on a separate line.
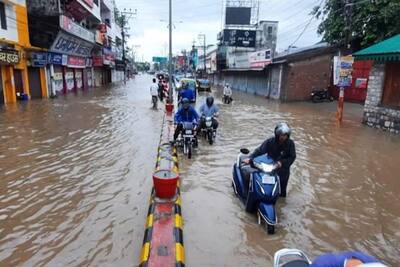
[232, 148, 280, 234]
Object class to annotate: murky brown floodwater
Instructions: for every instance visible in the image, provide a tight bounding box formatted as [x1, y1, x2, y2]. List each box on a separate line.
[1, 75, 399, 266]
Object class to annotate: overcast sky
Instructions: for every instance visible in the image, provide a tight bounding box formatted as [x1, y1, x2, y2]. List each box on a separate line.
[115, 0, 324, 62]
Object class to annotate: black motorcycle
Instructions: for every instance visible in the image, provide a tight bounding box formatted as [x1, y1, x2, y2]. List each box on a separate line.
[177, 122, 198, 159]
[200, 115, 216, 145]
[310, 89, 333, 103]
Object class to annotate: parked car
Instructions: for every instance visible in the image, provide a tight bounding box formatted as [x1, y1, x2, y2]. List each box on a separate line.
[197, 79, 211, 92]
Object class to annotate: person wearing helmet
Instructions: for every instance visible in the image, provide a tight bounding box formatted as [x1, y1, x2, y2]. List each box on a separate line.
[311, 251, 387, 267]
[174, 98, 199, 140]
[199, 96, 219, 130]
[178, 82, 196, 103]
[243, 122, 296, 197]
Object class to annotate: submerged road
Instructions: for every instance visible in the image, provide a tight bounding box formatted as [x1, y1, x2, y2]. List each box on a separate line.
[0, 74, 399, 266]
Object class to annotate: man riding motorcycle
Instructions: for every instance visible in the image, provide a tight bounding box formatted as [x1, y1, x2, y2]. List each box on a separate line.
[243, 122, 296, 197]
[174, 98, 199, 141]
[199, 96, 219, 131]
[178, 83, 196, 103]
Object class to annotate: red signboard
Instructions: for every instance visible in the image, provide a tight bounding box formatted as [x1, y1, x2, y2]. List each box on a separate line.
[82, 0, 93, 7]
[68, 56, 86, 68]
[92, 56, 103, 67]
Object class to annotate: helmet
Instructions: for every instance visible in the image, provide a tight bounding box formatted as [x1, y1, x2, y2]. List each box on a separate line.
[182, 98, 190, 110]
[274, 122, 291, 139]
[206, 96, 214, 107]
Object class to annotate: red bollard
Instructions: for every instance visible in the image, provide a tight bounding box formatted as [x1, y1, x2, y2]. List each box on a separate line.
[153, 170, 179, 199]
[165, 103, 174, 113]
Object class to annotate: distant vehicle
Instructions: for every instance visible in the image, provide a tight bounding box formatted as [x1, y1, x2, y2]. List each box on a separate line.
[148, 70, 155, 75]
[197, 79, 211, 92]
[310, 88, 333, 103]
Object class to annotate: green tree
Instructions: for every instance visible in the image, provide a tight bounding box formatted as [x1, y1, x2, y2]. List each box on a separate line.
[313, 0, 400, 50]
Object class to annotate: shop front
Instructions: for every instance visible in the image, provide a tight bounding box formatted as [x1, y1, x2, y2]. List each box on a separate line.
[0, 47, 26, 104]
[27, 52, 48, 99]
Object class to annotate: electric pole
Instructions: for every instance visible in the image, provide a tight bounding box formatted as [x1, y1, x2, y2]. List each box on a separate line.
[120, 8, 137, 84]
[168, 0, 173, 103]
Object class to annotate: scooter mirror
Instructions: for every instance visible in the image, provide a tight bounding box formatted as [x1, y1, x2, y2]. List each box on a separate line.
[240, 148, 250, 154]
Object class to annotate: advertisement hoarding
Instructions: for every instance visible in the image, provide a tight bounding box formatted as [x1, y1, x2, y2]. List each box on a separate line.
[249, 49, 272, 69]
[222, 29, 256, 48]
[225, 7, 251, 25]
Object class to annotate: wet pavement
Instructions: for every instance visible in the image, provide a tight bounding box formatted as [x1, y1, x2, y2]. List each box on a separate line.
[1, 75, 399, 266]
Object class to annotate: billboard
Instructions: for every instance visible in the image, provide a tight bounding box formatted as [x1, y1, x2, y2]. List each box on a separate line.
[249, 49, 272, 69]
[222, 29, 256, 48]
[225, 7, 251, 25]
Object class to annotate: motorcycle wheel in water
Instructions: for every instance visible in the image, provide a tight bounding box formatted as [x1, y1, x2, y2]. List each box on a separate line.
[201, 116, 215, 145]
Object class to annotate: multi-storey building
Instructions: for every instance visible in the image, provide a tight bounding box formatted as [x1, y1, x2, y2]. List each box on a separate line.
[0, 0, 47, 104]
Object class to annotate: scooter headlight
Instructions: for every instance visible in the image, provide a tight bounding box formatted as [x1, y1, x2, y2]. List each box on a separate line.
[254, 162, 275, 173]
[185, 129, 193, 134]
[206, 121, 212, 127]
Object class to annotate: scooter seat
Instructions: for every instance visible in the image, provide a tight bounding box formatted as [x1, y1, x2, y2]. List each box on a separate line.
[282, 260, 310, 267]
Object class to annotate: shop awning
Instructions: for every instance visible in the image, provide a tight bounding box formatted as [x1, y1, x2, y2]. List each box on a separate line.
[353, 34, 400, 61]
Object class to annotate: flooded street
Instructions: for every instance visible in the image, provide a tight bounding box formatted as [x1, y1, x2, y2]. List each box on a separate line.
[1, 75, 399, 266]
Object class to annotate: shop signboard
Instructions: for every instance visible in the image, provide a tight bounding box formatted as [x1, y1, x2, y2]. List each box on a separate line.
[67, 56, 86, 68]
[249, 49, 272, 69]
[334, 56, 354, 87]
[48, 52, 63, 65]
[51, 32, 94, 57]
[60, 15, 95, 43]
[103, 48, 115, 65]
[0, 48, 20, 65]
[30, 52, 48, 67]
[92, 56, 103, 66]
[115, 59, 125, 71]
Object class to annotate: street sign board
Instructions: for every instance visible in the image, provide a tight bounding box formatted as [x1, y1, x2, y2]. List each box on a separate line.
[152, 57, 168, 64]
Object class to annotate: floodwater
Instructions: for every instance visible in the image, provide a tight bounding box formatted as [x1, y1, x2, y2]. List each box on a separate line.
[0, 75, 399, 266]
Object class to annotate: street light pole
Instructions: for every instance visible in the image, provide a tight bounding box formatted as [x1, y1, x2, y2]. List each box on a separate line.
[168, 0, 173, 103]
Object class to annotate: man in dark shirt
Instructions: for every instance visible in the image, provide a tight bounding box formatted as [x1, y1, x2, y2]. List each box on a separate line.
[243, 122, 296, 197]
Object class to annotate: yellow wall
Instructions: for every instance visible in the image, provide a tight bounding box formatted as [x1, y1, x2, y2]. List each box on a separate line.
[15, 3, 31, 48]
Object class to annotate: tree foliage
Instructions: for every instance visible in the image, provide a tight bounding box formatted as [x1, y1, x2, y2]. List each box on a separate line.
[312, 0, 400, 50]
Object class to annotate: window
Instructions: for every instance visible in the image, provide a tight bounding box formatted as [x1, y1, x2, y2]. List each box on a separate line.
[0, 2, 6, 30]
[382, 62, 400, 108]
[267, 26, 273, 38]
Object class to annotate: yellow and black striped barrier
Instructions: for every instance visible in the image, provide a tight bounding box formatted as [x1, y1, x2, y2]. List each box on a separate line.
[139, 112, 185, 267]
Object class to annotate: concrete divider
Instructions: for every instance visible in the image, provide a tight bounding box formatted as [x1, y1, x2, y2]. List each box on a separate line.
[139, 109, 185, 267]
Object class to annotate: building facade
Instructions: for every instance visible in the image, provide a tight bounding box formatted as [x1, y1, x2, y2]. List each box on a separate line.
[0, 0, 48, 104]
[354, 34, 400, 134]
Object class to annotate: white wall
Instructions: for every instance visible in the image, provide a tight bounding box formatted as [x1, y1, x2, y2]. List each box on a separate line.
[0, 1, 18, 43]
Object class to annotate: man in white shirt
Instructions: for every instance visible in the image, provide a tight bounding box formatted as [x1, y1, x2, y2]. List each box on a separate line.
[150, 78, 159, 109]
